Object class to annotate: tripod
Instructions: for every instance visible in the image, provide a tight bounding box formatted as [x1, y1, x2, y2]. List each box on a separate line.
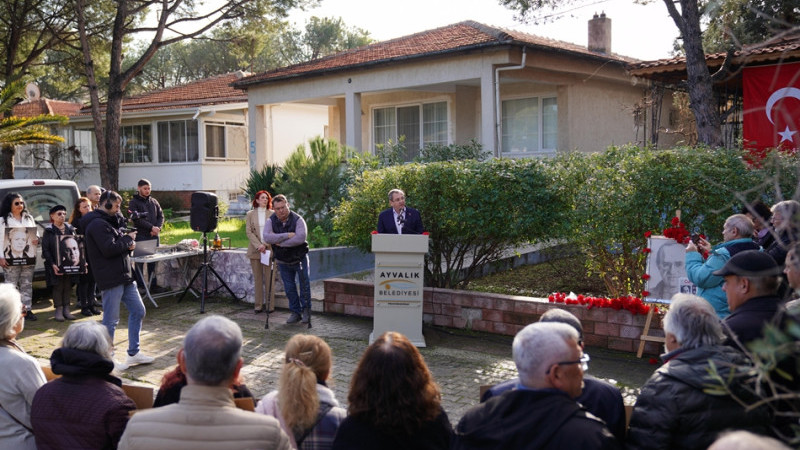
[179, 232, 238, 313]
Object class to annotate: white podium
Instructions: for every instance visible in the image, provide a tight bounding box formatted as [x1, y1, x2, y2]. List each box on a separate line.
[371, 234, 429, 347]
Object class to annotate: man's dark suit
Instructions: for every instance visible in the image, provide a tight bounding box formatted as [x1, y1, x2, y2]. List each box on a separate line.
[377, 207, 424, 234]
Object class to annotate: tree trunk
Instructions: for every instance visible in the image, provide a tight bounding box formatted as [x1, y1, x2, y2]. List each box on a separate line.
[663, 0, 724, 147]
[1, 145, 15, 179]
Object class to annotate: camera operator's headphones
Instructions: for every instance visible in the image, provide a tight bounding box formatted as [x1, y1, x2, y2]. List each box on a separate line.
[100, 190, 121, 210]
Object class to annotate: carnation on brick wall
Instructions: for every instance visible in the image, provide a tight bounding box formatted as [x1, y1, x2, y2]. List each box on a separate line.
[547, 292, 656, 316]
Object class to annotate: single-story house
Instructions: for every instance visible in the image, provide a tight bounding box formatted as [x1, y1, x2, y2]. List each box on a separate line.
[233, 16, 680, 165]
[15, 72, 328, 203]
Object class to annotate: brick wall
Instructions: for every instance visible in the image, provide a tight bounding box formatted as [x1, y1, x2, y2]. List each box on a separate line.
[324, 278, 664, 356]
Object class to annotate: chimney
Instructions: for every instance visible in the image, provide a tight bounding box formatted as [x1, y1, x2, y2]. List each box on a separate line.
[588, 12, 611, 53]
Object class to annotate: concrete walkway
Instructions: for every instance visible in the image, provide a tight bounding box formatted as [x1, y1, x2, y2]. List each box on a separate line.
[19, 284, 657, 424]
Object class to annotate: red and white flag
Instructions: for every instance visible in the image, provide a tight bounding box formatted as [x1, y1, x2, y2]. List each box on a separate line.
[743, 62, 800, 151]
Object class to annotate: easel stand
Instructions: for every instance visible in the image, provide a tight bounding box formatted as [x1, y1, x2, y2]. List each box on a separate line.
[179, 232, 238, 313]
[637, 306, 665, 358]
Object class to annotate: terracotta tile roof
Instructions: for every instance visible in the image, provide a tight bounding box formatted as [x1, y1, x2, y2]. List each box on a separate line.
[12, 99, 82, 118]
[75, 71, 249, 117]
[628, 34, 800, 74]
[234, 20, 635, 89]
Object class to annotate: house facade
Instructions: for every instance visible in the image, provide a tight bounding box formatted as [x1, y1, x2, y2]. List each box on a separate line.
[16, 72, 327, 204]
[233, 18, 679, 166]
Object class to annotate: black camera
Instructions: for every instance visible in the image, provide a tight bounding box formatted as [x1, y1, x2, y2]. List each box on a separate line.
[129, 210, 148, 221]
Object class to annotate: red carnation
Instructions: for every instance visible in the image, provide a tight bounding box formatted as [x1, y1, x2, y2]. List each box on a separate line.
[671, 217, 680, 226]
[642, 290, 650, 297]
[648, 357, 658, 365]
[642, 274, 651, 280]
[371, 230, 378, 234]
[644, 231, 652, 238]
[643, 248, 651, 254]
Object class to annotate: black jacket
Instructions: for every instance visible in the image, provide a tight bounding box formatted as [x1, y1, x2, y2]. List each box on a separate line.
[723, 295, 783, 350]
[332, 409, 452, 450]
[41, 223, 77, 287]
[627, 345, 771, 450]
[83, 210, 135, 290]
[128, 193, 164, 239]
[454, 388, 619, 450]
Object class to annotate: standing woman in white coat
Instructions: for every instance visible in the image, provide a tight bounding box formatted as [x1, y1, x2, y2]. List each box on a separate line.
[245, 190, 273, 314]
[0, 193, 39, 320]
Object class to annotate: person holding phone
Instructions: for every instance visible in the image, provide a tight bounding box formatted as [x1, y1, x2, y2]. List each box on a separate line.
[685, 214, 759, 318]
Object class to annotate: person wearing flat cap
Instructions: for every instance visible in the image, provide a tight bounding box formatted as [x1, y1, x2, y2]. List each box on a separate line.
[714, 250, 784, 350]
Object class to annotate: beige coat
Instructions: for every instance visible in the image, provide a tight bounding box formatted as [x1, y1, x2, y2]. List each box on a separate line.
[245, 208, 273, 260]
[118, 385, 291, 450]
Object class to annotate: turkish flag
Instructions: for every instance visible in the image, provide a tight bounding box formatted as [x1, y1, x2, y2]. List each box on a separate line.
[743, 62, 800, 151]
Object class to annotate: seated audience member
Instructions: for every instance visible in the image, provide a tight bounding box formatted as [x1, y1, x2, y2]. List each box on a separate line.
[627, 294, 771, 450]
[31, 321, 135, 449]
[685, 214, 759, 318]
[765, 200, 800, 266]
[743, 201, 774, 249]
[708, 430, 791, 450]
[118, 315, 291, 450]
[153, 353, 253, 407]
[332, 331, 452, 450]
[0, 284, 46, 450]
[481, 308, 626, 442]
[713, 250, 784, 349]
[454, 322, 618, 450]
[256, 334, 346, 449]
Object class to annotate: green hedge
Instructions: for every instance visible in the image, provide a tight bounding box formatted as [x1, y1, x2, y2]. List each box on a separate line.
[334, 146, 798, 293]
[334, 159, 569, 288]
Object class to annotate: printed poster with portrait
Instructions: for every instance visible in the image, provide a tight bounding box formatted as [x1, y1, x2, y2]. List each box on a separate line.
[645, 236, 696, 303]
[57, 235, 86, 274]
[3, 226, 38, 266]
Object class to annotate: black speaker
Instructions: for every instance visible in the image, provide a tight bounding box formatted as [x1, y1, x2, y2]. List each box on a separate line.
[190, 192, 218, 233]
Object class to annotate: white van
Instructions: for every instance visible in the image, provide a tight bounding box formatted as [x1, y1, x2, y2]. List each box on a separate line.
[0, 179, 81, 280]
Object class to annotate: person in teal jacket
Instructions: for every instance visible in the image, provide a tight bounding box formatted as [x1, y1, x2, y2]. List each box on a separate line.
[685, 214, 759, 318]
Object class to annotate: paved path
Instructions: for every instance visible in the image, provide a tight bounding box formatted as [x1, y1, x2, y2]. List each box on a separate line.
[19, 286, 656, 424]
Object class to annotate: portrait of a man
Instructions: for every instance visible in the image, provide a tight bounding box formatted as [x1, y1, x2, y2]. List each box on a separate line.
[4, 227, 37, 266]
[58, 235, 85, 274]
[646, 237, 693, 302]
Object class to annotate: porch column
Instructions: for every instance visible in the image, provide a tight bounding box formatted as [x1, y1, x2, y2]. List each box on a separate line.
[345, 91, 362, 151]
[248, 104, 268, 170]
[479, 66, 497, 157]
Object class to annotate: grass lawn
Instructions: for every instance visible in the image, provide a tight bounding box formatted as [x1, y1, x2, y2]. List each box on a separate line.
[468, 254, 610, 298]
[161, 217, 248, 248]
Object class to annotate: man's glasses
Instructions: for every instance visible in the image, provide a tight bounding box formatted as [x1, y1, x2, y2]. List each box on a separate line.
[546, 353, 590, 374]
[13, 201, 24, 206]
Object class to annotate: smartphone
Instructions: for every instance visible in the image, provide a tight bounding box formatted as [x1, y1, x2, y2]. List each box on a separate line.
[691, 233, 702, 244]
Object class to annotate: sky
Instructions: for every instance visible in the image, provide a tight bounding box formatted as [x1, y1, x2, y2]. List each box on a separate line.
[287, 0, 680, 61]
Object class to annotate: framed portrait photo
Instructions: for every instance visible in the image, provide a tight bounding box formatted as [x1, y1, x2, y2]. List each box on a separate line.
[645, 236, 695, 303]
[57, 235, 86, 274]
[3, 226, 37, 266]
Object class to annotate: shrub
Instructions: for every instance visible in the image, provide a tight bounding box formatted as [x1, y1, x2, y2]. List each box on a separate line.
[276, 136, 348, 232]
[334, 159, 569, 288]
[550, 145, 797, 297]
[416, 139, 489, 163]
[242, 163, 284, 200]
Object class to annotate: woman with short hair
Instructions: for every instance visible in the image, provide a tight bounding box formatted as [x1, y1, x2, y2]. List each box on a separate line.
[30, 321, 136, 449]
[256, 334, 345, 449]
[332, 331, 453, 450]
[0, 284, 47, 450]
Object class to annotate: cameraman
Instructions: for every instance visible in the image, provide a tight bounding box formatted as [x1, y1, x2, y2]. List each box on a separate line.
[128, 179, 164, 293]
[83, 190, 154, 370]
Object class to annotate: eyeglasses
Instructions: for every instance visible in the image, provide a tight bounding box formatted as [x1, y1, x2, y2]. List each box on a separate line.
[13, 201, 24, 206]
[546, 353, 590, 375]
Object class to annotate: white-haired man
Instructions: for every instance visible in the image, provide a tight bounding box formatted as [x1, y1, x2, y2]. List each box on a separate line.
[118, 316, 291, 449]
[627, 294, 770, 450]
[453, 322, 618, 450]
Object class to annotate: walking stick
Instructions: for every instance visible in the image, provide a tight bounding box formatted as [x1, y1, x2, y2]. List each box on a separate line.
[264, 255, 274, 330]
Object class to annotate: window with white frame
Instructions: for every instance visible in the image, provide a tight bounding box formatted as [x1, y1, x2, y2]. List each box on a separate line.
[120, 124, 152, 163]
[501, 96, 557, 156]
[158, 120, 199, 163]
[205, 121, 247, 160]
[373, 101, 448, 160]
[74, 129, 97, 164]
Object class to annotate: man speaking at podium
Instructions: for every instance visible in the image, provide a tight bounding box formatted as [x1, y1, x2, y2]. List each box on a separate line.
[377, 189, 424, 234]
